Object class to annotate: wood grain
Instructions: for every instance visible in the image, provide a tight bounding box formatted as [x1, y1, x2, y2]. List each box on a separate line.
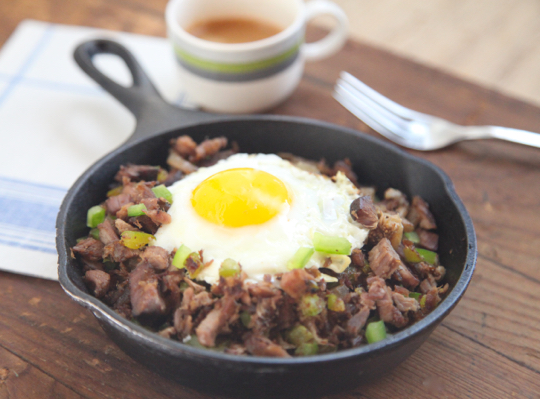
[325, 0, 540, 107]
[0, 346, 81, 399]
[1, 0, 540, 398]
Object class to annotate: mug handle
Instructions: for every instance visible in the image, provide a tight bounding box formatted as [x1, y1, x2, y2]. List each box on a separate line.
[302, 0, 349, 61]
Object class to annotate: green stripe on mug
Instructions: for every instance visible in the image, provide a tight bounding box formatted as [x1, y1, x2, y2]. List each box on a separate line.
[176, 51, 299, 82]
[173, 41, 301, 74]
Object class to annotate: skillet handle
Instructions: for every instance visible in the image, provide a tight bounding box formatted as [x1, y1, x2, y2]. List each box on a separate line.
[74, 39, 219, 143]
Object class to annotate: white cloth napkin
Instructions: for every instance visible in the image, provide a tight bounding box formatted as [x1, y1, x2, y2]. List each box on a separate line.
[0, 20, 190, 280]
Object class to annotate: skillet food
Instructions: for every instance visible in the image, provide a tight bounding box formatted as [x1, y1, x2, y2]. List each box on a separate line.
[71, 135, 449, 357]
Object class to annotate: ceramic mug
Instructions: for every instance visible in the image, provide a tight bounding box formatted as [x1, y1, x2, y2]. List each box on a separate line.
[165, 0, 348, 113]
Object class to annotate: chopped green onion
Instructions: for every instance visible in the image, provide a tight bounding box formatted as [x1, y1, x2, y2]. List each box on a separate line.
[87, 205, 106, 228]
[313, 232, 351, 255]
[219, 258, 240, 277]
[420, 295, 427, 308]
[152, 184, 173, 203]
[327, 294, 346, 312]
[106, 186, 123, 197]
[287, 247, 314, 270]
[185, 336, 228, 351]
[299, 294, 325, 317]
[295, 342, 318, 356]
[240, 311, 251, 328]
[120, 231, 155, 249]
[172, 244, 192, 269]
[127, 203, 147, 217]
[408, 292, 421, 300]
[365, 320, 387, 344]
[403, 245, 423, 263]
[157, 169, 168, 183]
[404, 231, 420, 244]
[417, 248, 438, 265]
[286, 325, 314, 346]
[89, 228, 100, 240]
[404, 244, 438, 266]
[87, 206, 106, 227]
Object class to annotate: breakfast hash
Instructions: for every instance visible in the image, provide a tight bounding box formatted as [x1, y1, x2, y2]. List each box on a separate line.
[72, 135, 448, 357]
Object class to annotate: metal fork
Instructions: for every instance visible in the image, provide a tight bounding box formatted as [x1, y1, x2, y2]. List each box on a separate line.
[333, 71, 540, 150]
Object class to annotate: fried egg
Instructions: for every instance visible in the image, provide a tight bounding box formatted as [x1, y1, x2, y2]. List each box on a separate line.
[153, 153, 369, 284]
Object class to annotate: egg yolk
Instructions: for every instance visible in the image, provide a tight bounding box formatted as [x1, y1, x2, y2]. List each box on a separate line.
[191, 168, 290, 227]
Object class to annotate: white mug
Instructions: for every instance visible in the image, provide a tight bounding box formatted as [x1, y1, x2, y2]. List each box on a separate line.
[165, 0, 349, 113]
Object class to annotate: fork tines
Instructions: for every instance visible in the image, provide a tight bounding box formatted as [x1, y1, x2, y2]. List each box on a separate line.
[333, 72, 411, 146]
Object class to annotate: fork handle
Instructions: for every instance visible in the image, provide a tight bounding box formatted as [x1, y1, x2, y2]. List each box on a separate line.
[467, 126, 540, 148]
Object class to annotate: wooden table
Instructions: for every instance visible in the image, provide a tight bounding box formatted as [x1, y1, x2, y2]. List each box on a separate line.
[2, 1, 540, 398]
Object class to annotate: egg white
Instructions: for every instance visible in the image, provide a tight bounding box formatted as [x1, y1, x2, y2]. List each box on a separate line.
[153, 153, 369, 284]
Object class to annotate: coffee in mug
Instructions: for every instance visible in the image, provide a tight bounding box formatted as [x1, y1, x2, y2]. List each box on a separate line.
[187, 17, 284, 44]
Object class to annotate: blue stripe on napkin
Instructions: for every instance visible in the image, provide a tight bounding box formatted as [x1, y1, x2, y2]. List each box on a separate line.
[0, 176, 66, 254]
[0, 25, 54, 108]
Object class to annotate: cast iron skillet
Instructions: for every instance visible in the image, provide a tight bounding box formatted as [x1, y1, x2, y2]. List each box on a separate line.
[57, 39, 476, 398]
